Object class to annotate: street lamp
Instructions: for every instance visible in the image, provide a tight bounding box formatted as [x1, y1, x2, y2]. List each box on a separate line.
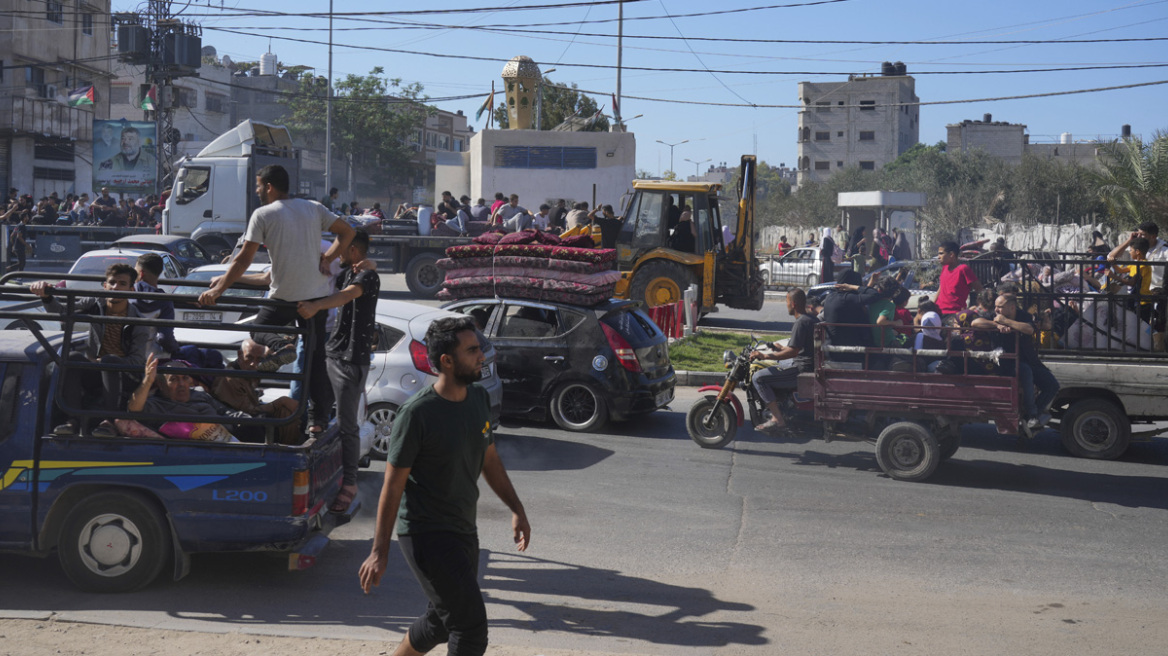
[656, 139, 688, 176]
[536, 67, 556, 131]
[685, 157, 711, 178]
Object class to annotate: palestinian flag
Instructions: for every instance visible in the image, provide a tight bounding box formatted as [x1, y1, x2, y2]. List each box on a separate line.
[67, 86, 94, 107]
[141, 85, 157, 111]
[475, 81, 494, 122]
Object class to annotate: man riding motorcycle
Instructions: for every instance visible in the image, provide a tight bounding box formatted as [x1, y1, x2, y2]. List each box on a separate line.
[751, 288, 818, 436]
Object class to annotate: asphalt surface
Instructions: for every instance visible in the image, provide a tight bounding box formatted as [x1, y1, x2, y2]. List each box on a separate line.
[4, 385, 1168, 654]
[5, 275, 1168, 653]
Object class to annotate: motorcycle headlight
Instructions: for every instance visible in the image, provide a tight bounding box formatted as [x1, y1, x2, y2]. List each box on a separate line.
[723, 349, 736, 365]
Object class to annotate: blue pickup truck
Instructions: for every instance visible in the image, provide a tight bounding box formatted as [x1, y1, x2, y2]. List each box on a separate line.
[0, 292, 357, 592]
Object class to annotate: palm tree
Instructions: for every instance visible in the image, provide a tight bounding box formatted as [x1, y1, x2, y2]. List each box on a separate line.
[1095, 131, 1168, 227]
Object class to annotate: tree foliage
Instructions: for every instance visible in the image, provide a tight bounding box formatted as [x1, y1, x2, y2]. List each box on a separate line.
[282, 67, 432, 190]
[1095, 131, 1168, 227]
[492, 78, 609, 131]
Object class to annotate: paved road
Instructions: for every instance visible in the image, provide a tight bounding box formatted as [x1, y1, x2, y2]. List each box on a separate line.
[4, 385, 1167, 654]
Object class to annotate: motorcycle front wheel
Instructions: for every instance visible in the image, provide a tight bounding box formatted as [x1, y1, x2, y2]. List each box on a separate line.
[687, 395, 738, 449]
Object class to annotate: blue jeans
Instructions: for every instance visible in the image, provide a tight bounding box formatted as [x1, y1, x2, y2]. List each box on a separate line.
[1019, 360, 1059, 418]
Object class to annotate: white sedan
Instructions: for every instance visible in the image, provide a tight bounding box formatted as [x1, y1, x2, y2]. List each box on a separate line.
[760, 247, 822, 288]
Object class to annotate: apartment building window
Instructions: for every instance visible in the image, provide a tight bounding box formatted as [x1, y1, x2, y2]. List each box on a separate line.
[815, 131, 830, 142]
[860, 161, 875, 170]
[837, 161, 844, 167]
[814, 161, 830, 171]
[815, 101, 830, 113]
[25, 67, 45, 89]
[176, 87, 197, 108]
[837, 131, 844, 137]
[859, 131, 875, 141]
[453, 138, 463, 152]
[82, 13, 94, 35]
[859, 100, 876, 111]
[205, 93, 227, 113]
[46, 2, 64, 24]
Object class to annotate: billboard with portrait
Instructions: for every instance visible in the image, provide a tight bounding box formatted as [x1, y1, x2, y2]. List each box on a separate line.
[93, 119, 158, 194]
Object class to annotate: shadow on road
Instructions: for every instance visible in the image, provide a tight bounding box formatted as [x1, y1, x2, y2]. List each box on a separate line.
[0, 546, 766, 650]
[493, 432, 614, 471]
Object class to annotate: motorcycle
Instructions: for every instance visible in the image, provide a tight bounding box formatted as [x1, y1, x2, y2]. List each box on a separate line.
[685, 337, 815, 449]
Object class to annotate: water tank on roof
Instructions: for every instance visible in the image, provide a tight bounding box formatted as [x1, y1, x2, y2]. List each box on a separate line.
[1060, 132, 1073, 144]
[983, 113, 992, 123]
[260, 52, 278, 76]
[1122, 124, 1132, 138]
[881, 61, 895, 76]
[894, 62, 906, 75]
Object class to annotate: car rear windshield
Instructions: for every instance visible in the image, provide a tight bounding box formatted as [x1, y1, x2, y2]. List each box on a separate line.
[72, 256, 138, 275]
[601, 308, 663, 346]
[173, 270, 265, 298]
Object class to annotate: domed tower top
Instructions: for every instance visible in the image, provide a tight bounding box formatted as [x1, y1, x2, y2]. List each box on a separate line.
[501, 56, 541, 130]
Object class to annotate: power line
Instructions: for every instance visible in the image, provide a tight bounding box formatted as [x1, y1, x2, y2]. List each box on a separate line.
[204, 27, 1168, 76]
[551, 77, 1168, 108]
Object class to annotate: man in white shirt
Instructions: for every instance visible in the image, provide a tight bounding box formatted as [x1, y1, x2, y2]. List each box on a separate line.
[491, 194, 526, 225]
[532, 204, 551, 231]
[1132, 221, 1168, 335]
[199, 164, 355, 432]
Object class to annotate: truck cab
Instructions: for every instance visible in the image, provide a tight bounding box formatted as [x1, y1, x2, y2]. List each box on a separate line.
[613, 155, 763, 312]
[163, 120, 300, 255]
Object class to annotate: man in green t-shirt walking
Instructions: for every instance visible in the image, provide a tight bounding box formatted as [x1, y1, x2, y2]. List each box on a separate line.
[359, 316, 531, 656]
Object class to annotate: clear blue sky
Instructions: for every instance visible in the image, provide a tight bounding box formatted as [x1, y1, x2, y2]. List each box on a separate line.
[115, 0, 1168, 176]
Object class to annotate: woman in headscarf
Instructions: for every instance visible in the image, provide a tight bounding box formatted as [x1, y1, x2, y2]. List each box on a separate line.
[819, 226, 835, 284]
[848, 225, 868, 257]
[892, 227, 913, 261]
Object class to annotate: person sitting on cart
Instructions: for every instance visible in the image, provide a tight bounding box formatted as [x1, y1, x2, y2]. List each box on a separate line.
[824, 272, 900, 365]
[750, 288, 818, 436]
[981, 293, 1060, 430]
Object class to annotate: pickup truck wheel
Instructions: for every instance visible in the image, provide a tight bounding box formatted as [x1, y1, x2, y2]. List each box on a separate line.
[405, 253, 445, 298]
[58, 492, 172, 593]
[366, 403, 398, 460]
[629, 261, 696, 308]
[686, 395, 737, 449]
[805, 273, 819, 287]
[875, 421, 940, 482]
[1060, 398, 1130, 460]
[550, 382, 608, 432]
[760, 269, 771, 286]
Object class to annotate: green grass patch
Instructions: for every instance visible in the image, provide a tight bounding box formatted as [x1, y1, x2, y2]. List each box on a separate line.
[669, 330, 788, 372]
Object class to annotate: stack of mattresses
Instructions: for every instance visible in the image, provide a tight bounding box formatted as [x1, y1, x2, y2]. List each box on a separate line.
[437, 230, 619, 306]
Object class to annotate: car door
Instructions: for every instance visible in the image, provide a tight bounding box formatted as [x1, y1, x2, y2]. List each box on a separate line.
[489, 301, 569, 416]
[161, 254, 183, 286]
[0, 363, 31, 548]
[774, 249, 802, 285]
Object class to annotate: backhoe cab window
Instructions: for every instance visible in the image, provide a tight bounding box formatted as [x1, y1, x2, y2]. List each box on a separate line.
[629, 192, 664, 251]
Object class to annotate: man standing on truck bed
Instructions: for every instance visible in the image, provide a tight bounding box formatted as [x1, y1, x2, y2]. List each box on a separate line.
[936, 240, 983, 320]
[296, 228, 379, 513]
[199, 164, 356, 433]
[360, 316, 531, 656]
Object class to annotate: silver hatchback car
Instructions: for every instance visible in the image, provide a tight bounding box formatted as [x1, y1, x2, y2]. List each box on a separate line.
[365, 299, 503, 459]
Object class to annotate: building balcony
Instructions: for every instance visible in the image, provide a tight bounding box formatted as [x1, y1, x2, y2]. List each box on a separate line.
[0, 93, 94, 142]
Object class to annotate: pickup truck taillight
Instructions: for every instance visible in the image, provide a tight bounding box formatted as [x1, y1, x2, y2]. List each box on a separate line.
[292, 469, 309, 516]
[601, 323, 642, 373]
[409, 340, 437, 375]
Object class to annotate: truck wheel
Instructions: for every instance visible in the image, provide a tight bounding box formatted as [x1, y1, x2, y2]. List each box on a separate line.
[405, 253, 445, 298]
[805, 273, 819, 287]
[1060, 398, 1130, 460]
[761, 269, 771, 286]
[550, 382, 608, 432]
[366, 402, 398, 460]
[629, 260, 697, 308]
[686, 395, 737, 449]
[875, 421, 940, 481]
[58, 491, 172, 593]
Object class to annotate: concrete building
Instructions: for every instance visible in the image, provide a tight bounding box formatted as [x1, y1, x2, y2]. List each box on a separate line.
[0, 0, 113, 198]
[436, 128, 635, 211]
[688, 163, 734, 184]
[796, 62, 919, 186]
[109, 52, 234, 160]
[946, 114, 1104, 167]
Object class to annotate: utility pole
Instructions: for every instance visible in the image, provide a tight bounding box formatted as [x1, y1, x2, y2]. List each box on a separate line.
[615, 1, 623, 130]
[116, 1, 202, 195]
[685, 158, 711, 178]
[324, 0, 333, 198]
